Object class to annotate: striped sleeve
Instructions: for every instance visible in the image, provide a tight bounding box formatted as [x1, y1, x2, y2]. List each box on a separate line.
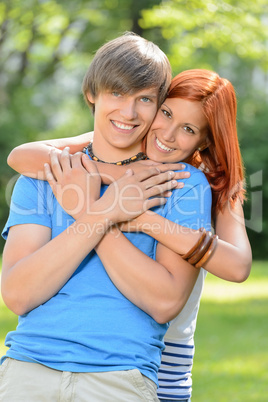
[157, 340, 194, 400]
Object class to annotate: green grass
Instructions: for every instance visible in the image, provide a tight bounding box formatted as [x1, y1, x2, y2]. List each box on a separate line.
[0, 256, 18, 357]
[0, 296, 17, 357]
[192, 261, 268, 401]
[0, 260, 267, 400]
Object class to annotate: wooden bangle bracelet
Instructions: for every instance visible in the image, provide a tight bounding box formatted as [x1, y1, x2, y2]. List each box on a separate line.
[187, 232, 213, 265]
[181, 228, 207, 260]
[195, 235, 218, 268]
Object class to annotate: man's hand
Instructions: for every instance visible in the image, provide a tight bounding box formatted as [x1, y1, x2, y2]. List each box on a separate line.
[45, 148, 181, 225]
[44, 148, 101, 220]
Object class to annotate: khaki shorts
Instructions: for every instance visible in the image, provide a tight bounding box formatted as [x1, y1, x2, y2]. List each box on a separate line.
[0, 358, 159, 402]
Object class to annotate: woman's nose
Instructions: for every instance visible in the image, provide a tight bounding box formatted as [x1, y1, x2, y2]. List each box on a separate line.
[162, 127, 176, 142]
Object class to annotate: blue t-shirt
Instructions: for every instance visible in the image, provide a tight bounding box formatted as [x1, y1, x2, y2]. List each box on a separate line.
[1, 163, 211, 386]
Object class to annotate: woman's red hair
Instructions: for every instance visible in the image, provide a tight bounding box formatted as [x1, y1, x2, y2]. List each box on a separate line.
[168, 69, 246, 215]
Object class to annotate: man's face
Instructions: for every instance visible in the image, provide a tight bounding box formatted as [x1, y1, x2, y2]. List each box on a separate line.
[88, 88, 159, 162]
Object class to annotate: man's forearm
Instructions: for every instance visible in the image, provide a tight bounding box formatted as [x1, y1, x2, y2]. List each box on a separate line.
[2, 213, 111, 316]
[95, 227, 198, 324]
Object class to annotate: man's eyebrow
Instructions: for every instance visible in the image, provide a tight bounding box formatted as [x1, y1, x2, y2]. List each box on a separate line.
[143, 94, 158, 98]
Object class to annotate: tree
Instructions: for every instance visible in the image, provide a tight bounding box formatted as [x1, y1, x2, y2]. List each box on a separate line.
[139, 0, 268, 258]
[0, 0, 267, 257]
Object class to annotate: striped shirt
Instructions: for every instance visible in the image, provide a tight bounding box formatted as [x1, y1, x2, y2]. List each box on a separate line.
[158, 269, 207, 400]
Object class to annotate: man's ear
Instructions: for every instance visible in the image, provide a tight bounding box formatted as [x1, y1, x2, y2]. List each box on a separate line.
[86, 92, 95, 104]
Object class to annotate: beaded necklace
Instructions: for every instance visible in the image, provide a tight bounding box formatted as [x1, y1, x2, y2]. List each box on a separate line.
[83, 142, 147, 165]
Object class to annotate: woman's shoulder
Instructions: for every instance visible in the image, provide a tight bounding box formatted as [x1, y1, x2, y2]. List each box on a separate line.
[182, 162, 202, 174]
[179, 162, 209, 185]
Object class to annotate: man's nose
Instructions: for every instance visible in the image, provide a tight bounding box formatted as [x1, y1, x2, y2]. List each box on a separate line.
[119, 99, 138, 120]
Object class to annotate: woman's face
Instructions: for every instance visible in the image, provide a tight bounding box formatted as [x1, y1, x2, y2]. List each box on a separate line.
[146, 97, 208, 163]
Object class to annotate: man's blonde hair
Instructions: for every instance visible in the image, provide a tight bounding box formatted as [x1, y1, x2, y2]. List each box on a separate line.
[82, 32, 171, 110]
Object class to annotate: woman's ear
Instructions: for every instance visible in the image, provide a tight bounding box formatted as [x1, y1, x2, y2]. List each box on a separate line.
[198, 137, 211, 152]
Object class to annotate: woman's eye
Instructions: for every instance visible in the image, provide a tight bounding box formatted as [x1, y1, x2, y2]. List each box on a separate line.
[183, 126, 195, 134]
[112, 92, 121, 97]
[162, 109, 171, 118]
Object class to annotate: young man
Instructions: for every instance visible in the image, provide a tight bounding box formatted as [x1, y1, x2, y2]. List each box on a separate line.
[1, 33, 211, 401]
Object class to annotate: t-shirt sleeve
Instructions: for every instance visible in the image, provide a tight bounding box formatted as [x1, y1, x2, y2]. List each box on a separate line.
[164, 168, 212, 230]
[2, 176, 52, 240]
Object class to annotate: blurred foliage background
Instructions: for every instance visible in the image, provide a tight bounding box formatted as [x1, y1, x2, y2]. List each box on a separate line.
[0, 0, 267, 256]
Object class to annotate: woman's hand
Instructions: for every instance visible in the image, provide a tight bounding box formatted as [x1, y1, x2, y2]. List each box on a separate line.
[92, 167, 179, 225]
[44, 148, 101, 220]
[97, 159, 191, 190]
[132, 159, 191, 182]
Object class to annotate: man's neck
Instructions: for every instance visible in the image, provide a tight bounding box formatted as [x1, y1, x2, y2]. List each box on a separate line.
[92, 132, 144, 163]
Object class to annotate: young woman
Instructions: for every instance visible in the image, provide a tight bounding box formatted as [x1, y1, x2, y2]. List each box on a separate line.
[7, 69, 252, 401]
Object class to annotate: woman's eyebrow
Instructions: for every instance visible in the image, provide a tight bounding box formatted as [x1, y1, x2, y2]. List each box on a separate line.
[185, 122, 200, 131]
[162, 103, 173, 115]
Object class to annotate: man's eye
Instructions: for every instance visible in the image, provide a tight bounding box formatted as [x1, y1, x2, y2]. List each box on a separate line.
[141, 97, 151, 103]
[112, 92, 121, 97]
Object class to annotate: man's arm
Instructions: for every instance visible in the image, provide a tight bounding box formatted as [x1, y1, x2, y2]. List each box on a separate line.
[2, 160, 110, 315]
[95, 172, 212, 324]
[2, 159, 173, 316]
[36, 151, 201, 324]
[1, 212, 108, 316]
[95, 228, 199, 324]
